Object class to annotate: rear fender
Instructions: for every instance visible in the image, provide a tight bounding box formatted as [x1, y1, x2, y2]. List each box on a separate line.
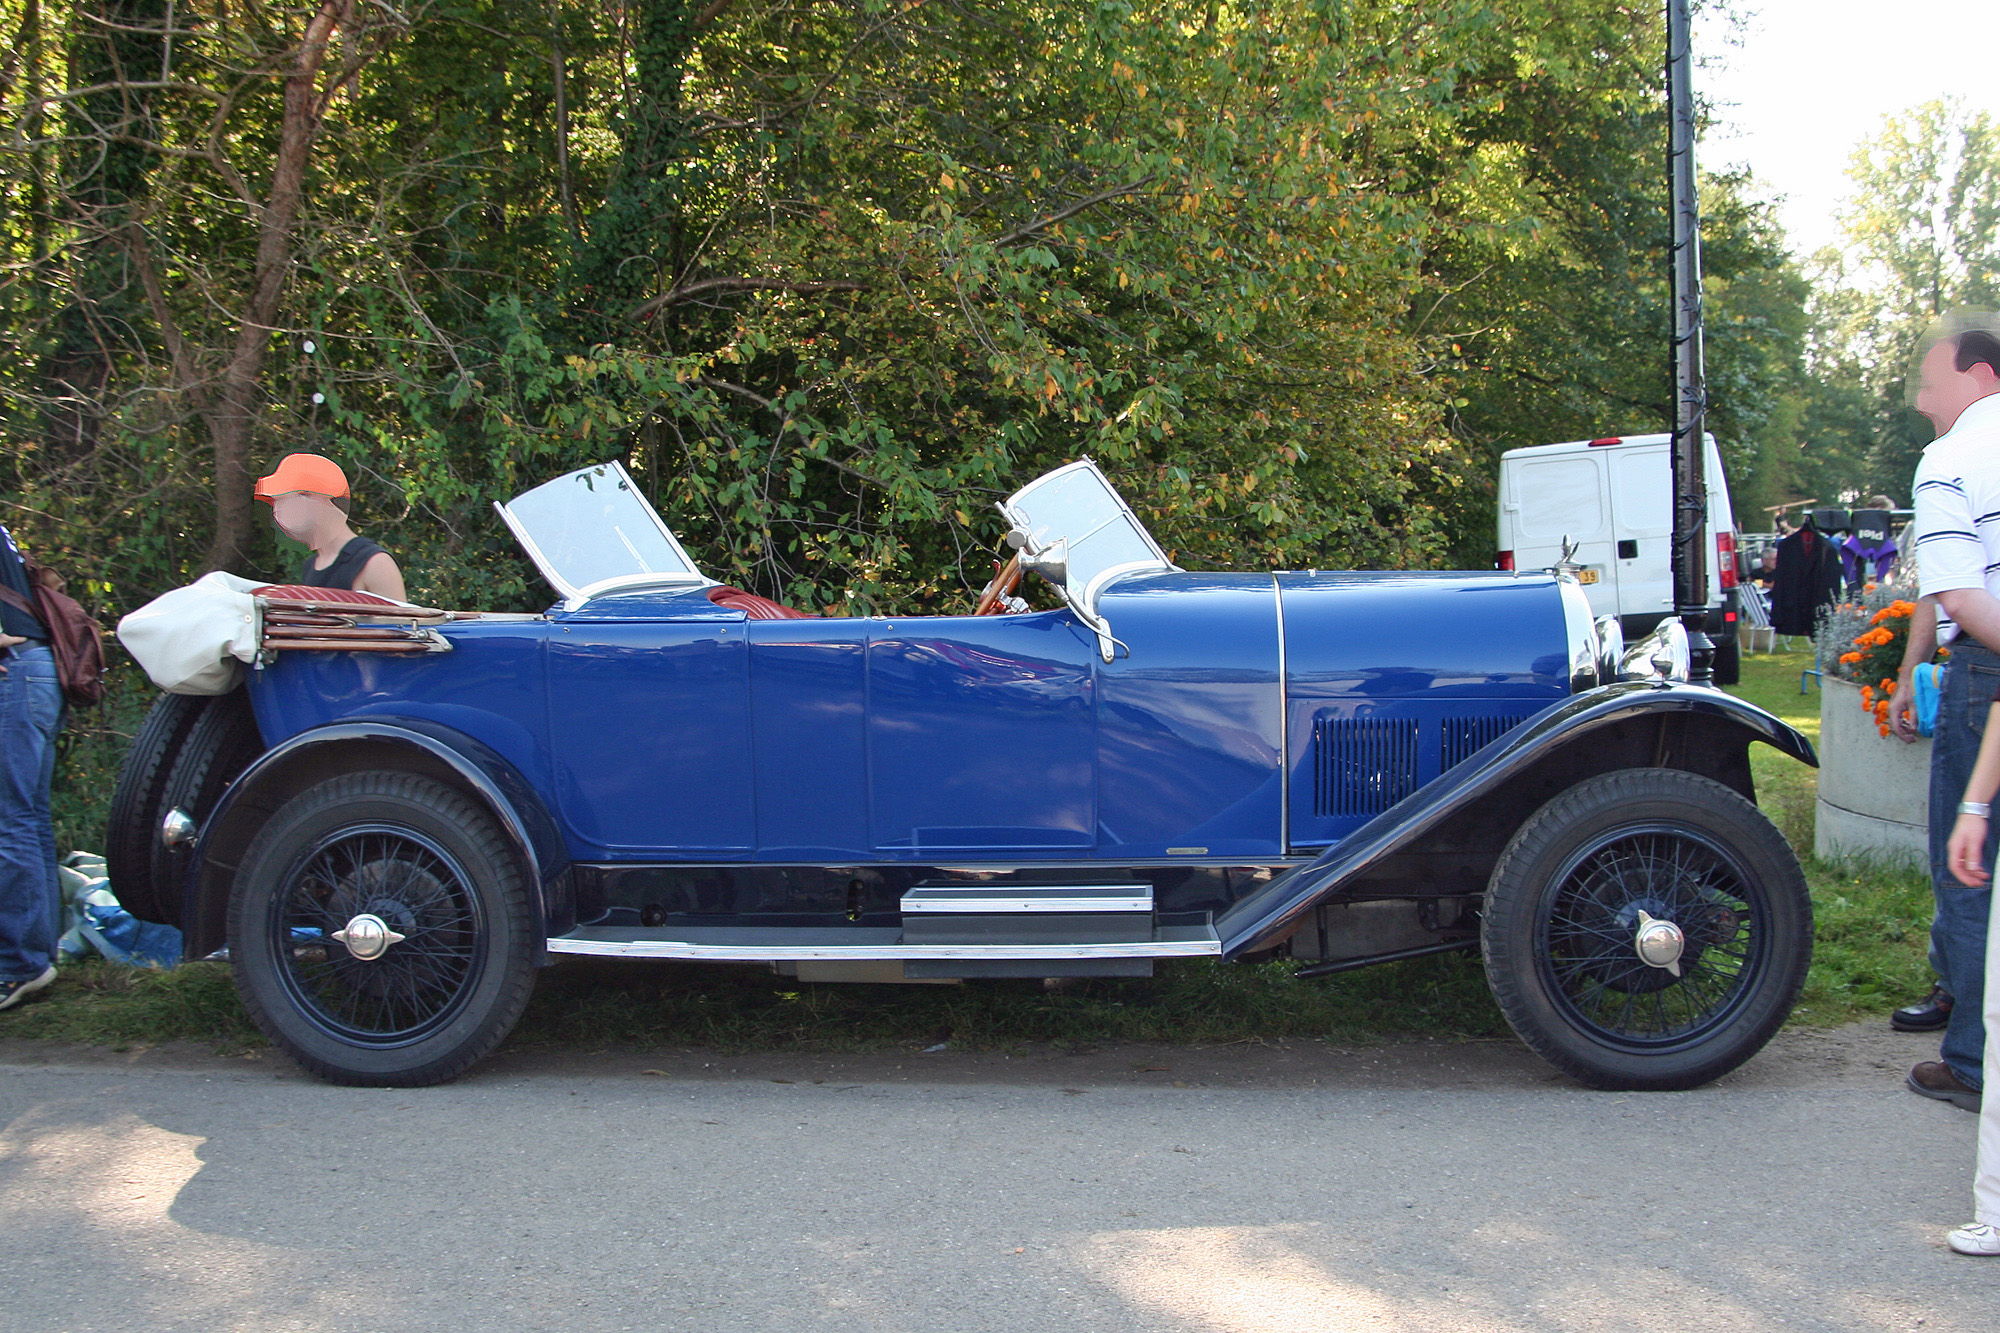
[183, 718, 571, 960]
[1216, 682, 1815, 958]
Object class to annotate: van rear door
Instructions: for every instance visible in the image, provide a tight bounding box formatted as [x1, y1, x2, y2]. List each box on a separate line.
[1506, 450, 1615, 616]
[1607, 442, 1673, 624]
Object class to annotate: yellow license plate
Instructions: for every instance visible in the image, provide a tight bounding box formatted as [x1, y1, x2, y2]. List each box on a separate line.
[1575, 569, 1600, 584]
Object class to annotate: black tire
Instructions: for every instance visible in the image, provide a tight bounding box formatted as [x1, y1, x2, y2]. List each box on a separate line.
[1481, 768, 1810, 1091]
[228, 771, 538, 1087]
[105, 692, 208, 924]
[148, 689, 264, 926]
[1711, 636, 1740, 687]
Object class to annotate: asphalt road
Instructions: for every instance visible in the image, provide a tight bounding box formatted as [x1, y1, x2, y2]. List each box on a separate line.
[0, 1025, 1993, 1333]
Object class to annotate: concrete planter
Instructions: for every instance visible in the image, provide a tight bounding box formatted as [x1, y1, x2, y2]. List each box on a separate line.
[1815, 675, 1929, 864]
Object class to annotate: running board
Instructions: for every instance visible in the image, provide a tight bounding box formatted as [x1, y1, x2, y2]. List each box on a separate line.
[545, 922, 1219, 962]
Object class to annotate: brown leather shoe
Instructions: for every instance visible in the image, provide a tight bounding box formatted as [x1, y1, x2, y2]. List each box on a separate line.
[1908, 1061, 1983, 1112]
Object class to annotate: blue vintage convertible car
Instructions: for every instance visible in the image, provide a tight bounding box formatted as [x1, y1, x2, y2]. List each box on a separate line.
[108, 459, 1816, 1089]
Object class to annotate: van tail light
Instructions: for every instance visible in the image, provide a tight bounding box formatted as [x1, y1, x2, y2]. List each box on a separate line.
[1725, 611, 1737, 623]
[1497, 550, 1514, 571]
[1716, 532, 1737, 589]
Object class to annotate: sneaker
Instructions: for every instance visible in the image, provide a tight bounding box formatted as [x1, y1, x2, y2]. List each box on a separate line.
[1908, 1060, 1983, 1112]
[1949, 1222, 2000, 1256]
[0, 965, 56, 1012]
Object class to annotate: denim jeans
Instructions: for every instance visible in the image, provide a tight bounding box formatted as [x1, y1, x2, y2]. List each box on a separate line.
[0, 643, 60, 982]
[1930, 641, 2000, 1089]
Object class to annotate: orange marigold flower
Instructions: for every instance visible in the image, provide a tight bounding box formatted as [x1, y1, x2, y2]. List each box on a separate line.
[1879, 724, 1892, 737]
[1862, 687, 1876, 705]
[1839, 651, 1863, 664]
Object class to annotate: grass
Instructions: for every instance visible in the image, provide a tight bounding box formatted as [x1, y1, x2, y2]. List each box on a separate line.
[6, 646, 1933, 1056]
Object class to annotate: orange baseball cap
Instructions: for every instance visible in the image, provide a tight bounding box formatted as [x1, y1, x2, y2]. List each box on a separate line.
[255, 453, 349, 504]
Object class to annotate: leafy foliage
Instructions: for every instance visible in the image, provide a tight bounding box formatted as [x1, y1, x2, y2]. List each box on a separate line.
[3, 0, 1849, 621]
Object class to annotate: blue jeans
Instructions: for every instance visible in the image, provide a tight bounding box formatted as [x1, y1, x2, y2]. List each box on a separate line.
[0, 643, 60, 982]
[1930, 642, 2000, 1088]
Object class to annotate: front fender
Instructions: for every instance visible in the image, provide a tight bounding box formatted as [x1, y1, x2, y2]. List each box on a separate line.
[184, 717, 572, 959]
[1216, 682, 1815, 958]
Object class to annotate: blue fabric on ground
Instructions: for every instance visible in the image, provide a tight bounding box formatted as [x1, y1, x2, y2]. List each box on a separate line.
[76, 903, 182, 969]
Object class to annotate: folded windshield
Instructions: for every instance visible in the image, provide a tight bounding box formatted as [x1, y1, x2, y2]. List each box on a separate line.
[496, 462, 706, 605]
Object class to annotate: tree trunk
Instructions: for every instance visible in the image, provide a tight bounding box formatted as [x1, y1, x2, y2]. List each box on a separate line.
[203, 0, 353, 572]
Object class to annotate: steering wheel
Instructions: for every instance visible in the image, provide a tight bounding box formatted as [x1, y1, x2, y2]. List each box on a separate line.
[974, 553, 1024, 615]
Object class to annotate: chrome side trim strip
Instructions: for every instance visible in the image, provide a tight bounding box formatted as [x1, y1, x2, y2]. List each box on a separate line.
[900, 885, 1153, 914]
[1273, 574, 1291, 854]
[546, 937, 1222, 961]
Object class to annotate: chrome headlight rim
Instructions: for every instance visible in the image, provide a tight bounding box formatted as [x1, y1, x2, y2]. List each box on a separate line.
[1556, 576, 1601, 693]
[1594, 615, 1625, 684]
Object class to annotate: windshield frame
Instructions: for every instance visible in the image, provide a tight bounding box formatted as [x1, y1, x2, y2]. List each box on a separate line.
[997, 457, 1176, 657]
[495, 461, 710, 609]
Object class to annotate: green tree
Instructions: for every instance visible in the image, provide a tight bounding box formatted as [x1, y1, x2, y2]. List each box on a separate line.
[1826, 99, 2000, 494]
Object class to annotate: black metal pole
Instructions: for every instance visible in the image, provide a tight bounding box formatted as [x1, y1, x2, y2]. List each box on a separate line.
[1667, 0, 1715, 683]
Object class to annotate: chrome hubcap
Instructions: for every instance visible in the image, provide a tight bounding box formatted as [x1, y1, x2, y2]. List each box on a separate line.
[331, 913, 405, 962]
[1633, 910, 1685, 977]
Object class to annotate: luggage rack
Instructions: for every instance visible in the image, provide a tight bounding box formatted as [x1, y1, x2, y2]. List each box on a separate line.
[254, 586, 464, 656]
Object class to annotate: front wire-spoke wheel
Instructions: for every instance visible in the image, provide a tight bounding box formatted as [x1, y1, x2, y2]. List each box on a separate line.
[230, 772, 538, 1086]
[276, 826, 486, 1047]
[1484, 768, 1811, 1090]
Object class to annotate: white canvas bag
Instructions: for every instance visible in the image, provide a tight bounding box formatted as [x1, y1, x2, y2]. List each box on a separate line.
[116, 571, 265, 695]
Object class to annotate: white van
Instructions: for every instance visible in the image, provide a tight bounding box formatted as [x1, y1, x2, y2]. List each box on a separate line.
[1497, 432, 1740, 683]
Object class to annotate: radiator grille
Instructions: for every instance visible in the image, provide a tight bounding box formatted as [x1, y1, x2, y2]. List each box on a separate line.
[1439, 714, 1531, 772]
[1313, 717, 1420, 818]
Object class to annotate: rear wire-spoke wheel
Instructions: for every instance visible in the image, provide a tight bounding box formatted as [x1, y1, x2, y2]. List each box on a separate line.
[229, 772, 537, 1086]
[1483, 768, 1811, 1091]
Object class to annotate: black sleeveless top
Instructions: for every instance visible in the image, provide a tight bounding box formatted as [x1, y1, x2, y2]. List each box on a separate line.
[297, 537, 387, 590]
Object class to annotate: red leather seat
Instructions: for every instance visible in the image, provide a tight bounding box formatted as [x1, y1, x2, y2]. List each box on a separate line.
[707, 585, 818, 620]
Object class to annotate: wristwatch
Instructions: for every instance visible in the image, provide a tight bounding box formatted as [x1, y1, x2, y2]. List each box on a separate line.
[1960, 801, 1992, 818]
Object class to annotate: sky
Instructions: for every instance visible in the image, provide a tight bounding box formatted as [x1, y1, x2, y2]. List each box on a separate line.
[1694, 0, 2000, 258]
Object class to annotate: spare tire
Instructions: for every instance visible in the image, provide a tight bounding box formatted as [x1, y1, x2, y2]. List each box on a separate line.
[113, 690, 264, 927]
[106, 693, 209, 924]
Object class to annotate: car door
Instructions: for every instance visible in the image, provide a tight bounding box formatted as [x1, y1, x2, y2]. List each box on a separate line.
[546, 612, 755, 857]
[865, 611, 1098, 855]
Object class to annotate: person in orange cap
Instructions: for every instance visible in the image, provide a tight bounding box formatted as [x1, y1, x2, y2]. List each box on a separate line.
[253, 453, 405, 600]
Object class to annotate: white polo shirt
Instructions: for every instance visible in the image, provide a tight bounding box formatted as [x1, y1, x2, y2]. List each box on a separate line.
[1914, 393, 2000, 645]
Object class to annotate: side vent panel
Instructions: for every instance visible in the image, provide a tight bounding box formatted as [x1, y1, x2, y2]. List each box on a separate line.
[1314, 717, 1420, 818]
[1440, 714, 1532, 772]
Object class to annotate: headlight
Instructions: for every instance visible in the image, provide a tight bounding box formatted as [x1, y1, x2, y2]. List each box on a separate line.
[1620, 618, 1689, 684]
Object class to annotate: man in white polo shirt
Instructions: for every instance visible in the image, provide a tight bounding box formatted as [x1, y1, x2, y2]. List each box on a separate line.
[1891, 319, 2000, 1115]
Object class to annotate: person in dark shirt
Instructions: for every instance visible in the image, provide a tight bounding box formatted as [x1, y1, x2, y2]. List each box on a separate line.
[0, 524, 61, 1011]
[253, 453, 406, 599]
